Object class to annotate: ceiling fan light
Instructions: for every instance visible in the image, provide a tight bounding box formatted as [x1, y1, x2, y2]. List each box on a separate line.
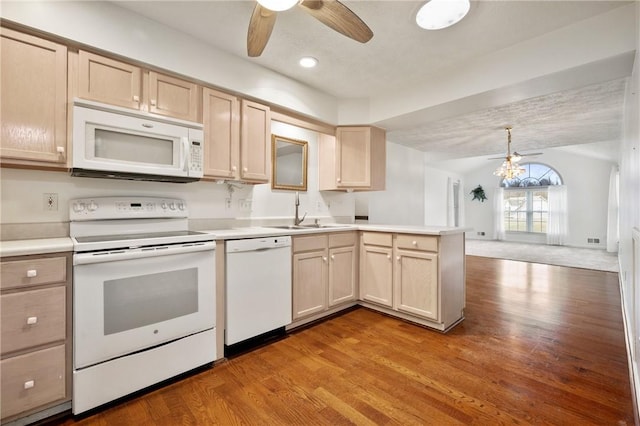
[299, 56, 318, 68]
[416, 0, 470, 30]
[256, 0, 299, 12]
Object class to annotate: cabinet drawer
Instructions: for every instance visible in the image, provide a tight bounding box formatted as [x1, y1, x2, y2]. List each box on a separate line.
[395, 234, 438, 252]
[1, 345, 66, 420]
[0, 257, 66, 290]
[293, 235, 327, 253]
[1, 287, 66, 354]
[361, 232, 392, 247]
[329, 232, 356, 248]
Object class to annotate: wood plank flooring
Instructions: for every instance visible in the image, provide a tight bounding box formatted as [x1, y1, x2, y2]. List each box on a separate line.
[52, 256, 634, 425]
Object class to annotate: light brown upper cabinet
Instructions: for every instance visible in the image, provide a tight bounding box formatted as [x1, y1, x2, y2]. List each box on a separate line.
[0, 28, 68, 167]
[319, 126, 386, 191]
[77, 51, 200, 122]
[202, 87, 239, 179]
[202, 89, 270, 183]
[240, 100, 271, 183]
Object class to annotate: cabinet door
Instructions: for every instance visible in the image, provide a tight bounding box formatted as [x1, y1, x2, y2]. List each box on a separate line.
[148, 71, 199, 122]
[202, 88, 239, 179]
[0, 28, 67, 164]
[328, 246, 357, 306]
[240, 100, 270, 182]
[78, 51, 141, 109]
[293, 250, 327, 319]
[360, 245, 393, 307]
[336, 127, 371, 188]
[394, 249, 439, 321]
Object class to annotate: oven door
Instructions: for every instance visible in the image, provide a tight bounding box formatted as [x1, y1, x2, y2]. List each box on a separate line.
[73, 242, 215, 369]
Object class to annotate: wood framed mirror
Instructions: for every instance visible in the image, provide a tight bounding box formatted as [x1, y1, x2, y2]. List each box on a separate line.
[271, 134, 308, 191]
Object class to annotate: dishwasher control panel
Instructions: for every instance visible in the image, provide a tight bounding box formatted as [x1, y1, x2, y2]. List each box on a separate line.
[225, 236, 292, 253]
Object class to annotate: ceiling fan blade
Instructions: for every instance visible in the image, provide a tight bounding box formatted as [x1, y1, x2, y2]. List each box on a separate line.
[299, 0, 373, 43]
[514, 152, 543, 157]
[488, 156, 507, 160]
[247, 4, 277, 57]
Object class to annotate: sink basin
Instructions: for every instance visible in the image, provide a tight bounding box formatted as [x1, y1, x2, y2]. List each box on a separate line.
[266, 224, 352, 230]
[300, 224, 351, 229]
[267, 225, 306, 229]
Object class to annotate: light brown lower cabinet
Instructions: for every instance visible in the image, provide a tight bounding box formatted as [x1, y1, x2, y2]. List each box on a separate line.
[291, 232, 358, 325]
[359, 231, 465, 331]
[0, 252, 72, 423]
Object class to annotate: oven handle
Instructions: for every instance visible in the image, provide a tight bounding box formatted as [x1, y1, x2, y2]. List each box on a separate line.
[73, 241, 215, 265]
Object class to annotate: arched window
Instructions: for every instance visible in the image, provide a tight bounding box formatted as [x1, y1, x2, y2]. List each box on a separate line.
[500, 163, 563, 233]
[500, 163, 563, 188]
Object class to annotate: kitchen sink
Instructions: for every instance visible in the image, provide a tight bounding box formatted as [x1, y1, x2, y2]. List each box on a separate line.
[266, 224, 352, 230]
[300, 224, 351, 229]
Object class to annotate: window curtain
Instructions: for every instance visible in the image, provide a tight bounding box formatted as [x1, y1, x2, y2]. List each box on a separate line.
[547, 185, 568, 245]
[606, 166, 619, 253]
[493, 187, 505, 240]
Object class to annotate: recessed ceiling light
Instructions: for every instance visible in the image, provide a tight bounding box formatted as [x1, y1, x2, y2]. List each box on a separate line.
[257, 0, 299, 12]
[299, 56, 318, 68]
[416, 0, 470, 30]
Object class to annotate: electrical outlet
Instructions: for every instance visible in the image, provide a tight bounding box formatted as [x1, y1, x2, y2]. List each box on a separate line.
[225, 198, 232, 209]
[43, 193, 58, 211]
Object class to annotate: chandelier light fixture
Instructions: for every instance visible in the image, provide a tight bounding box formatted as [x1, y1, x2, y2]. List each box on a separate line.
[493, 127, 526, 179]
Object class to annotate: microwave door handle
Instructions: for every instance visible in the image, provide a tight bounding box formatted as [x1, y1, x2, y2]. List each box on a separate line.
[181, 137, 189, 171]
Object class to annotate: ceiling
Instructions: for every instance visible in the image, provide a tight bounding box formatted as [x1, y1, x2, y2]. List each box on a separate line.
[113, 0, 634, 162]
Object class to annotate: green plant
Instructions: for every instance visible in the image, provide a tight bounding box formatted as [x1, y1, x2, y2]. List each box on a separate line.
[470, 185, 487, 202]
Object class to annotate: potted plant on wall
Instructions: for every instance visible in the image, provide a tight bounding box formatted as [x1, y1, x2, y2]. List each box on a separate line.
[470, 185, 487, 202]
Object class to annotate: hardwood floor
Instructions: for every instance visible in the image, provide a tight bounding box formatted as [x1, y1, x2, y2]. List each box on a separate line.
[53, 256, 634, 425]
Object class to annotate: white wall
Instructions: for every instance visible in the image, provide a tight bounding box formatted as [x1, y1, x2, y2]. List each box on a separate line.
[619, 2, 640, 415]
[445, 148, 616, 248]
[0, 121, 355, 228]
[367, 142, 424, 225]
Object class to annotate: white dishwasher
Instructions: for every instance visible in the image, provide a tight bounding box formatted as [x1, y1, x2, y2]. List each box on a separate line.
[225, 236, 292, 351]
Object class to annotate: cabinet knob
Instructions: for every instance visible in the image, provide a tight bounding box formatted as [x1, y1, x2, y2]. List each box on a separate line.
[387, 254, 391, 260]
[323, 257, 328, 262]
[26, 316, 38, 325]
[26, 269, 37, 278]
[330, 255, 335, 261]
[231, 166, 237, 171]
[397, 256, 401, 261]
[243, 167, 248, 172]
[133, 95, 140, 102]
[150, 99, 157, 106]
[24, 380, 35, 390]
[56, 146, 65, 154]
[337, 178, 341, 183]
[412, 240, 417, 245]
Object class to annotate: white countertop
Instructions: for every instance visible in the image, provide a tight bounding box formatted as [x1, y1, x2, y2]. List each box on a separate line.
[0, 225, 470, 257]
[0, 237, 74, 257]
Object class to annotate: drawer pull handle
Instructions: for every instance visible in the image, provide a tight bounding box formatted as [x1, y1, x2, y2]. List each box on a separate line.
[26, 316, 38, 325]
[24, 380, 35, 390]
[26, 269, 37, 278]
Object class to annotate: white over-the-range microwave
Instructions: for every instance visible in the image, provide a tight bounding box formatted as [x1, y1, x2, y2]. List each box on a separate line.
[72, 99, 204, 183]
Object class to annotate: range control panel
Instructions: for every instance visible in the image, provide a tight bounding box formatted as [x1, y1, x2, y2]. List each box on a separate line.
[69, 197, 188, 221]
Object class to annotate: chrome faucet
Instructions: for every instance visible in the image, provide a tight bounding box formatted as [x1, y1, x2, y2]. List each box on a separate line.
[294, 192, 307, 226]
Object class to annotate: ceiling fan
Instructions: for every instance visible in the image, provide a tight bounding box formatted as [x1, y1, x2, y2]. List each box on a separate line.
[491, 126, 541, 179]
[489, 126, 542, 162]
[247, 0, 374, 57]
